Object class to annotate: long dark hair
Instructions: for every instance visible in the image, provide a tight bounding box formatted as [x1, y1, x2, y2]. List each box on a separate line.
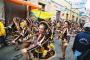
[39, 21, 48, 30]
[65, 21, 71, 28]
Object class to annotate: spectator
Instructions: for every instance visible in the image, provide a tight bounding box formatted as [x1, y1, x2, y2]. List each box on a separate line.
[72, 22, 90, 60]
[0, 20, 6, 47]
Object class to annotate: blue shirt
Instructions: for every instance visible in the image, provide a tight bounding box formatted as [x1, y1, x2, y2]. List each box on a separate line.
[72, 31, 90, 53]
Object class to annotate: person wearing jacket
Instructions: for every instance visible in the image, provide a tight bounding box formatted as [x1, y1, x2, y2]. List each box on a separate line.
[72, 22, 90, 60]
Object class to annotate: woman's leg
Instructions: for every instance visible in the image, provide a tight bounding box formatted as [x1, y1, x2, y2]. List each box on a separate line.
[22, 42, 31, 60]
[15, 41, 20, 50]
[22, 51, 31, 60]
[61, 40, 68, 60]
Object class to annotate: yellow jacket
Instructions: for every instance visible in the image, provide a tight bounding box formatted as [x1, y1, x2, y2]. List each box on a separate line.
[0, 22, 6, 36]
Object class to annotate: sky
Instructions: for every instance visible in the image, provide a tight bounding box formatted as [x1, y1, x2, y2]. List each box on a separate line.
[85, 0, 90, 9]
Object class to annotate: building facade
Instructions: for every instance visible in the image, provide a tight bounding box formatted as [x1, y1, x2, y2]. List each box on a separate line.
[0, 0, 4, 19]
[1, 0, 80, 22]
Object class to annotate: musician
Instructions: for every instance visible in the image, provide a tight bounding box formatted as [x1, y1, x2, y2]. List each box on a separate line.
[21, 21, 55, 60]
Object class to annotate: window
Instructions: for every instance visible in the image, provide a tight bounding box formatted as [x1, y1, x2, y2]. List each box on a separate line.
[76, 17, 78, 22]
[76, 17, 78, 20]
[72, 15, 74, 20]
[66, 14, 68, 20]
[56, 11, 61, 21]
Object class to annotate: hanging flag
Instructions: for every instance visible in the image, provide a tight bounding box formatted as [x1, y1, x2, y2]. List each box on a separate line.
[31, 9, 53, 19]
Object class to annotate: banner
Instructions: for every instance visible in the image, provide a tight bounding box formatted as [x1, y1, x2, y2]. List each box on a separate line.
[66, 0, 87, 9]
[66, 0, 87, 4]
[72, 4, 86, 9]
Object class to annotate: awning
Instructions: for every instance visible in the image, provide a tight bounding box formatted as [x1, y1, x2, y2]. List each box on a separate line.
[31, 9, 53, 19]
[5, 0, 41, 10]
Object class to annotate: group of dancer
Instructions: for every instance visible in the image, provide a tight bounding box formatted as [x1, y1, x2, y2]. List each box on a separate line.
[8, 17, 55, 60]
[1, 16, 87, 60]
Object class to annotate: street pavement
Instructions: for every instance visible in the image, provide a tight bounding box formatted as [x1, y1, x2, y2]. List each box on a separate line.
[51, 36, 75, 60]
[0, 36, 75, 60]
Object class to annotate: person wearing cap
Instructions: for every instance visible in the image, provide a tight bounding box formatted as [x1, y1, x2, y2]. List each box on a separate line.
[72, 22, 90, 60]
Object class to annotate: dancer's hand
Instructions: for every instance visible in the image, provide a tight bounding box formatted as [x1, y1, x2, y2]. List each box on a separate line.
[11, 40, 15, 44]
[21, 48, 28, 53]
[37, 42, 41, 46]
